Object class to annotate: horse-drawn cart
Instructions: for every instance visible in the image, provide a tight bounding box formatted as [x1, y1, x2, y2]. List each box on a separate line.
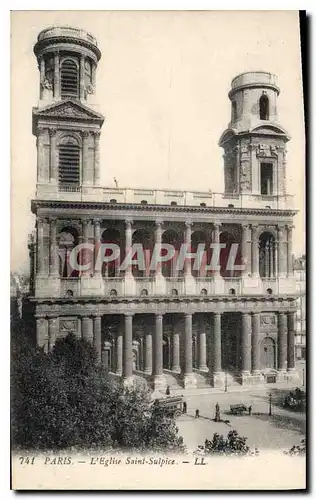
[154, 395, 184, 418]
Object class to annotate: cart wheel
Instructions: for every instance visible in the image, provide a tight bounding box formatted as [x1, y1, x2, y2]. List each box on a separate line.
[174, 409, 182, 418]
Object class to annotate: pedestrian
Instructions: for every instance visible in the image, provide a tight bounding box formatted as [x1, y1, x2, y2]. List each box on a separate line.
[183, 401, 187, 414]
[248, 405, 252, 416]
[215, 402, 221, 422]
[195, 409, 200, 419]
[166, 385, 170, 396]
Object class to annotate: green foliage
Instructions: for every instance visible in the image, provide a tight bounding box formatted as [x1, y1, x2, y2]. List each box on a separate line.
[195, 430, 259, 456]
[11, 333, 185, 452]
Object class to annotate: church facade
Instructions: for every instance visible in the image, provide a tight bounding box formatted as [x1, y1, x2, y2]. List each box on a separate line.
[28, 26, 299, 390]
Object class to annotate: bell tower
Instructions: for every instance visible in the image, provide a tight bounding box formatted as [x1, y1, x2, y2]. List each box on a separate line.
[219, 71, 290, 197]
[32, 26, 104, 194]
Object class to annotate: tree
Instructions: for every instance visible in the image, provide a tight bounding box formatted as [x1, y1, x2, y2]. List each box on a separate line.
[11, 333, 185, 452]
[195, 430, 258, 456]
[285, 439, 306, 456]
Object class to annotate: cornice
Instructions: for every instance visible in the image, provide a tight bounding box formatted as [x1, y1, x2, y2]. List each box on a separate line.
[30, 294, 298, 305]
[34, 36, 101, 61]
[31, 199, 298, 217]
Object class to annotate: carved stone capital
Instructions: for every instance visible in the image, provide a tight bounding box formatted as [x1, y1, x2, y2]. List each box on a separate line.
[36, 126, 46, 135]
[48, 128, 57, 137]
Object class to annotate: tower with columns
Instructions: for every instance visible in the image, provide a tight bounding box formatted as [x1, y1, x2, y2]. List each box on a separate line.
[29, 29, 299, 391]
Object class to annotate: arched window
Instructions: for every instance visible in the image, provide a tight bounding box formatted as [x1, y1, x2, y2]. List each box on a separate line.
[58, 136, 80, 188]
[58, 229, 79, 278]
[200, 288, 207, 296]
[171, 288, 178, 296]
[110, 289, 118, 297]
[200, 203, 206, 207]
[65, 289, 74, 298]
[141, 289, 148, 296]
[259, 94, 269, 120]
[229, 288, 236, 295]
[267, 288, 273, 295]
[61, 59, 79, 98]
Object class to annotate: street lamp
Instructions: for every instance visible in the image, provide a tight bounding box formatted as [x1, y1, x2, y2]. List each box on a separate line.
[268, 393, 272, 416]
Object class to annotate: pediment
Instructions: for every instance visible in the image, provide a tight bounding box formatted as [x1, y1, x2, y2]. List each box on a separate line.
[218, 128, 237, 147]
[251, 123, 290, 139]
[33, 100, 105, 124]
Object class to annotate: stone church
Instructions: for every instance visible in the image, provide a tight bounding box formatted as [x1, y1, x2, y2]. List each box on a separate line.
[28, 26, 299, 390]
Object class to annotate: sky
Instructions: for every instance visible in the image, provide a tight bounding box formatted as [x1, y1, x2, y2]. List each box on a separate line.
[11, 10, 305, 272]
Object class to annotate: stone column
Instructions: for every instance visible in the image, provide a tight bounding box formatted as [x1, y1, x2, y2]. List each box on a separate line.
[154, 221, 163, 277]
[37, 218, 45, 276]
[82, 317, 93, 343]
[241, 313, 251, 383]
[37, 127, 46, 183]
[92, 63, 97, 88]
[241, 224, 251, 277]
[287, 311, 296, 371]
[36, 317, 48, 351]
[80, 54, 85, 100]
[212, 222, 221, 278]
[251, 312, 261, 375]
[54, 51, 60, 99]
[251, 225, 260, 277]
[278, 312, 287, 372]
[172, 323, 181, 373]
[48, 317, 57, 353]
[123, 313, 133, 382]
[211, 312, 224, 387]
[94, 131, 101, 185]
[184, 313, 196, 387]
[82, 131, 90, 185]
[184, 313, 193, 375]
[81, 219, 91, 276]
[144, 329, 153, 375]
[49, 128, 57, 183]
[287, 225, 294, 276]
[93, 316, 102, 364]
[49, 218, 58, 276]
[39, 56, 45, 99]
[198, 315, 208, 372]
[184, 222, 192, 277]
[116, 331, 123, 376]
[153, 314, 165, 389]
[213, 312, 222, 372]
[125, 220, 133, 278]
[94, 219, 101, 277]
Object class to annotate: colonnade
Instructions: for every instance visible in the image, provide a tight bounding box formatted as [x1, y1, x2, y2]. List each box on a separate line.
[35, 310, 297, 387]
[35, 218, 294, 279]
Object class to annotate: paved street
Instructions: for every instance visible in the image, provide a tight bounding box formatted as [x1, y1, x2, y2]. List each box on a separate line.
[176, 386, 306, 452]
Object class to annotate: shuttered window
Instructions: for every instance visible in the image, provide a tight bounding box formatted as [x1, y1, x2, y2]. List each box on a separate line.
[59, 144, 80, 186]
[61, 59, 79, 98]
